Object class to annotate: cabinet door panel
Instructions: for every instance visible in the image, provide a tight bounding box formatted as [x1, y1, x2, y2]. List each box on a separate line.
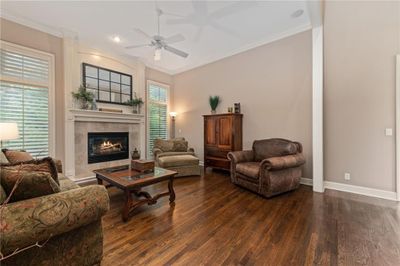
[217, 116, 232, 149]
[204, 117, 217, 146]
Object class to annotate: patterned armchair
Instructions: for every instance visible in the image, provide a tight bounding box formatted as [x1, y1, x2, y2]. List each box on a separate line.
[153, 138, 201, 177]
[0, 159, 110, 266]
[228, 138, 305, 198]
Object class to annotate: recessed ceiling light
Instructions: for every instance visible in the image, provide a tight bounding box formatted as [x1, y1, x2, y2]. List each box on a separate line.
[291, 9, 304, 18]
[112, 36, 121, 43]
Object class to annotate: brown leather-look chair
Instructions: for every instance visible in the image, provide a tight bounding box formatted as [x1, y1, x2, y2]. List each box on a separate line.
[227, 138, 305, 198]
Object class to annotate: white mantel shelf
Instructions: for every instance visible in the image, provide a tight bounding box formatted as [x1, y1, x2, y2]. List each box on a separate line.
[68, 109, 145, 124]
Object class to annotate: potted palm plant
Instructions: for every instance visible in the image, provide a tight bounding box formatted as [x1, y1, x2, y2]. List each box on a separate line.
[209, 96, 220, 114]
[71, 85, 94, 110]
[126, 95, 144, 114]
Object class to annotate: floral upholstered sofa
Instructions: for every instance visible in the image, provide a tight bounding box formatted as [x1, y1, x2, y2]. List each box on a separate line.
[0, 150, 110, 266]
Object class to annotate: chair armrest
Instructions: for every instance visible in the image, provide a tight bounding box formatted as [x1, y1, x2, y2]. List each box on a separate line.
[0, 185, 109, 255]
[188, 147, 195, 153]
[157, 151, 195, 159]
[153, 148, 163, 158]
[227, 150, 254, 164]
[261, 153, 305, 171]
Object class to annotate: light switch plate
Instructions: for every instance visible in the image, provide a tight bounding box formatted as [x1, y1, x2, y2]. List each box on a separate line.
[385, 128, 393, 136]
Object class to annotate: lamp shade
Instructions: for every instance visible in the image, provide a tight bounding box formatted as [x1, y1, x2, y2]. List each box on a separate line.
[0, 123, 20, 141]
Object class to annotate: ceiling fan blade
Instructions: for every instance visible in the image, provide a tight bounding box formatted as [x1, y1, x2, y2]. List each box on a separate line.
[132, 28, 153, 40]
[125, 44, 150, 49]
[164, 45, 189, 58]
[164, 34, 185, 44]
[209, 1, 257, 20]
[192, 0, 208, 15]
[166, 17, 191, 25]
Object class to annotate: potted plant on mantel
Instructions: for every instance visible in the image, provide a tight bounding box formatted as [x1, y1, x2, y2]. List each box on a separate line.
[126, 95, 144, 114]
[209, 96, 220, 114]
[71, 85, 94, 110]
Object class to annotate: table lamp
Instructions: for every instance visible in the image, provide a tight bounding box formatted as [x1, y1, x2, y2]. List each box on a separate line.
[0, 122, 20, 149]
[169, 112, 177, 139]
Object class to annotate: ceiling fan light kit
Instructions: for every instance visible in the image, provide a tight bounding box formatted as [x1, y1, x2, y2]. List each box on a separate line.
[125, 8, 189, 61]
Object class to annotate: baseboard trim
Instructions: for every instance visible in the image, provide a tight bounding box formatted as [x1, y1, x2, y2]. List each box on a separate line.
[324, 181, 397, 201]
[300, 177, 313, 186]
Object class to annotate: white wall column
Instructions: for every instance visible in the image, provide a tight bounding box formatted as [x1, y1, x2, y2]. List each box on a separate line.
[396, 55, 400, 201]
[312, 25, 324, 193]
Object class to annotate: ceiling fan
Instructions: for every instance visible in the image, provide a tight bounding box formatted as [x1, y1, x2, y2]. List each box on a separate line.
[125, 8, 189, 61]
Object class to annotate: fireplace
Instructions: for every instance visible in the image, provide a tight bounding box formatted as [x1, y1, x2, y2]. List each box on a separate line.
[88, 132, 129, 164]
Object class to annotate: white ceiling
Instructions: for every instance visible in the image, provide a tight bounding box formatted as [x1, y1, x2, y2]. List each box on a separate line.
[1, 1, 312, 74]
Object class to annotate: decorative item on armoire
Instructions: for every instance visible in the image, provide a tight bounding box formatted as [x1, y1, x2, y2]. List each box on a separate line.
[234, 103, 241, 114]
[209, 96, 220, 114]
[227, 107, 233, 113]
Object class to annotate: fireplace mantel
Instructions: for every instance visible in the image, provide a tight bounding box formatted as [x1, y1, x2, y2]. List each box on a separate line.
[68, 109, 144, 124]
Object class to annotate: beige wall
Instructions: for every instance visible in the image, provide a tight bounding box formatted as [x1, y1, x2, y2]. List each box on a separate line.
[173, 30, 313, 178]
[324, 1, 400, 191]
[0, 18, 65, 162]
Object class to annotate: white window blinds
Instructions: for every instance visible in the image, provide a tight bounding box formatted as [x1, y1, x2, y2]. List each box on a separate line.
[0, 44, 52, 158]
[147, 82, 168, 156]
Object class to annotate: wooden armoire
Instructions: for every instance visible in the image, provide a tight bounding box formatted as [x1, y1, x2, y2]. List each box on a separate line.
[203, 113, 243, 171]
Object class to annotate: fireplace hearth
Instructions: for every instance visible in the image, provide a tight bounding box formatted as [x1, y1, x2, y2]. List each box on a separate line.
[88, 132, 129, 164]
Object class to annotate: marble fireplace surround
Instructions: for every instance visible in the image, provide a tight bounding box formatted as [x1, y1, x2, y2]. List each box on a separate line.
[65, 109, 145, 183]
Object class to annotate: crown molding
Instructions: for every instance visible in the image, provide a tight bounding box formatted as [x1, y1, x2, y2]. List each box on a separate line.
[0, 8, 63, 38]
[170, 23, 312, 75]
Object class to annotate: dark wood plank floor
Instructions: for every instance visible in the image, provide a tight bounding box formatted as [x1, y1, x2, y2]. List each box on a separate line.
[101, 171, 400, 266]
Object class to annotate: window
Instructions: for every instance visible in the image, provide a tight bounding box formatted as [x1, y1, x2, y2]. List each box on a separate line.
[147, 81, 169, 157]
[83, 63, 132, 105]
[0, 41, 54, 158]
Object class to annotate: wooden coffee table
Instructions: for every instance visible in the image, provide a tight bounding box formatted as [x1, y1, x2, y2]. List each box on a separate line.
[93, 165, 177, 222]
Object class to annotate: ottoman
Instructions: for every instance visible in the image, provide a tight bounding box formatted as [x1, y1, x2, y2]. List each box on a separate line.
[157, 154, 201, 177]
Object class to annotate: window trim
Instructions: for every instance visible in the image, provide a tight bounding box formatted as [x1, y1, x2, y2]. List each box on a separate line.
[146, 80, 170, 158]
[0, 40, 56, 157]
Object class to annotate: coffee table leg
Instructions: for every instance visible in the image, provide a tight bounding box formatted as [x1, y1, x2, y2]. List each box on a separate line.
[168, 176, 175, 203]
[122, 190, 133, 222]
[96, 174, 103, 185]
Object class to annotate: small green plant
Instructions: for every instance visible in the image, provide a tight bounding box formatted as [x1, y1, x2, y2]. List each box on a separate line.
[71, 85, 94, 103]
[209, 96, 220, 112]
[125, 97, 144, 106]
[125, 95, 144, 114]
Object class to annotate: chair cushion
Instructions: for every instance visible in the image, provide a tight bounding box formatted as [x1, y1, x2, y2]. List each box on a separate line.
[2, 149, 33, 164]
[158, 155, 199, 168]
[236, 162, 260, 179]
[0, 169, 60, 202]
[253, 139, 298, 161]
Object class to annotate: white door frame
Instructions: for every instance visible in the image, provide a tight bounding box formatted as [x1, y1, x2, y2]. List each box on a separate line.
[396, 55, 400, 201]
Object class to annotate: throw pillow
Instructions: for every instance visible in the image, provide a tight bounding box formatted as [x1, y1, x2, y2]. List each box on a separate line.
[2, 149, 34, 164]
[173, 140, 188, 152]
[1, 157, 59, 185]
[0, 169, 60, 202]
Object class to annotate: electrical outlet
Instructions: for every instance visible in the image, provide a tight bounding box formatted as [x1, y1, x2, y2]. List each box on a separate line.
[385, 128, 393, 136]
[344, 173, 351, 181]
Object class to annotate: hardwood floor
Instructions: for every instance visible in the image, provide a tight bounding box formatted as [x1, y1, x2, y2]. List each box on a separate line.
[101, 171, 400, 266]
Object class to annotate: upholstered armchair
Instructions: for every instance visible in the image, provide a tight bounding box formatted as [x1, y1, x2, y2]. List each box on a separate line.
[153, 138, 201, 177]
[227, 138, 305, 198]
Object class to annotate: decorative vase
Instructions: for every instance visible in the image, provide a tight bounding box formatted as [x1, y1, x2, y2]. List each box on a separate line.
[79, 99, 89, 110]
[211, 110, 216, 114]
[131, 148, 140, 159]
